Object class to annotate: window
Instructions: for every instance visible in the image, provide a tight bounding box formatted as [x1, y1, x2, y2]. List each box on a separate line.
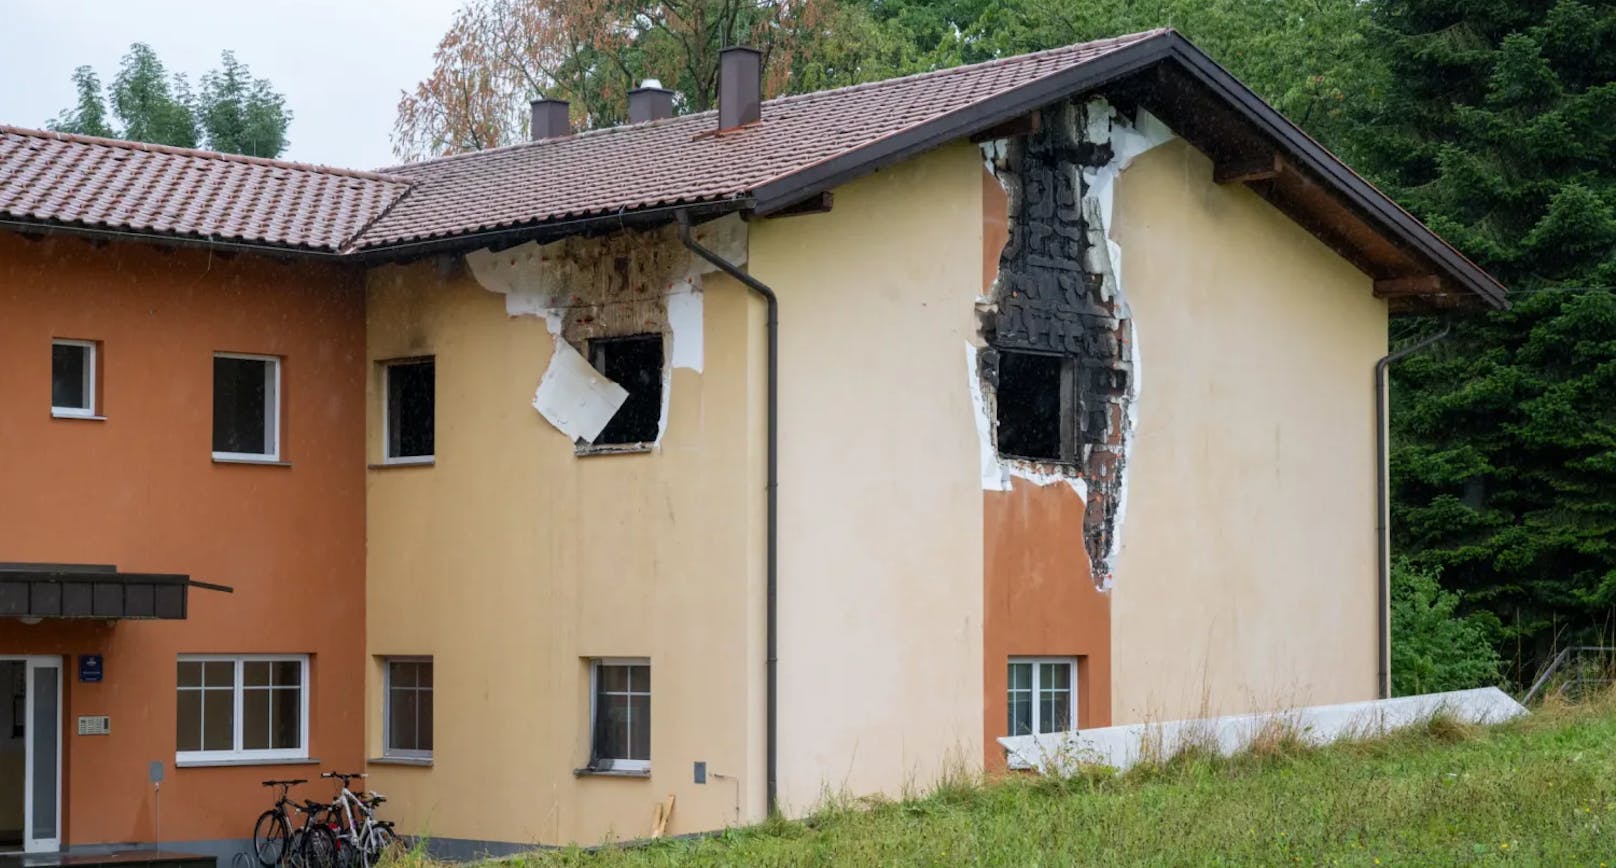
[213, 354, 280, 460]
[176, 655, 308, 762]
[384, 359, 435, 463]
[1007, 657, 1076, 737]
[589, 660, 650, 771]
[384, 658, 433, 758]
[995, 351, 1065, 461]
[586, 335, 663, 446]
[51, 339, 96, 417]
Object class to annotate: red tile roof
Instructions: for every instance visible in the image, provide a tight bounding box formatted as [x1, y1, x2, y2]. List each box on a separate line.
[359, 30, 1164, 248]
[0, 126, 413, 251]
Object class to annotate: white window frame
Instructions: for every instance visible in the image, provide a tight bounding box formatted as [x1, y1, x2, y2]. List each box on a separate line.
[1007, 656, 1078, 738]
[50, 339, 96, 418]
[175, 654, 309, 764]
[382, 358, 435, 465]
[382, 656, 433, 759]
[589, 657, 650, 772]
[212, 353, 281, 462]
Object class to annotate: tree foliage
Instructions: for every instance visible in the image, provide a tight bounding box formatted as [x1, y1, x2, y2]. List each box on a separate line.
[392, 0, 835, 159]
[1390, 559, 1503, 695]
[47, 44, 292, 158]
[1364, 0, 1616, 679]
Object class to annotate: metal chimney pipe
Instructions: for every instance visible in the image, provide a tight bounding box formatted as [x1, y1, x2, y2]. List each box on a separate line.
[627, 80, 675, 124]
[529, 98, 571, 141]
[718, 47, 762, 131]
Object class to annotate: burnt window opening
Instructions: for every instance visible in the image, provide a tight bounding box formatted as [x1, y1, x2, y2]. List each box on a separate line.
[588, 334, 663, 446]
[995, 350, 1068, 462]
[385, 358, 435, 461]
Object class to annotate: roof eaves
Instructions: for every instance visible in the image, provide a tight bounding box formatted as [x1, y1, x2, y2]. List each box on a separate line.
[749, 32, 1178, 214]
[1155, 34, 1508, 309]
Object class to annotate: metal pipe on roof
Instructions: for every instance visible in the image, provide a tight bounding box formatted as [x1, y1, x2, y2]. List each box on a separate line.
[1373, 323, 1450, 698]
[677, 208, 779, 817]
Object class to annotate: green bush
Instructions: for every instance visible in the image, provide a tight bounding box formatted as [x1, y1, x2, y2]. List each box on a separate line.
[1391, 559, 1503, 696]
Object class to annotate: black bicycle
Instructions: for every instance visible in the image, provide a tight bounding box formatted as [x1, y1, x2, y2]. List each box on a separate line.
[253, 779, 339, 868]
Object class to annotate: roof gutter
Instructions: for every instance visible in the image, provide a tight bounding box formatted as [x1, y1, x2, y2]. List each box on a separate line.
[676, 209, 779, 818]
[0, 218, 352, 261]
[1374, 323, 1450, 698]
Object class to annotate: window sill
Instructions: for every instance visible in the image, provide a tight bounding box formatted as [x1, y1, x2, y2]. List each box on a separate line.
[51, 411, 105, 421]
[574, 442, 655, 457]
[212, 456, 292, 467]
[176, 756, 319, 769]
[368, 459, 435, 470]
[369, 756, 433, 767]
[573, 767, 650, 778]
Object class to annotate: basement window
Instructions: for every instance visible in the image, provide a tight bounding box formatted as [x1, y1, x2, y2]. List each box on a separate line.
[384, 358, 435, 463]
[1007, 657, 1076, 737]
[213, 354, 280, 461]
[588, 659, 650, 773]
[50, 339, 97, 418]
[587, 335, 663, 447]
[995, 350, 1068, 462]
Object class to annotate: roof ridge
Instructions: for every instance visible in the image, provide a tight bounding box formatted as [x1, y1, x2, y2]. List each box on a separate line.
[0, 124, 415, 184]
[376, 29, 1169, 173]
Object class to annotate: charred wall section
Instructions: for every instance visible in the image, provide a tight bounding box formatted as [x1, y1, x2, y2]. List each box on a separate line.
[979, 99, 1136, 587]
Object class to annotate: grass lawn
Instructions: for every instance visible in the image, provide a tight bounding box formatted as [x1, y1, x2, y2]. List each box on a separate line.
[411, 698, 1616, 866]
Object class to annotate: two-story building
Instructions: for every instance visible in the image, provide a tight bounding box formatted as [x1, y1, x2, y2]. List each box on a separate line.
[0, 29, 1504, 861]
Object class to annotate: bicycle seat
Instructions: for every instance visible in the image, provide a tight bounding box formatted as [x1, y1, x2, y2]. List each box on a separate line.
[300, 800, 327, 813]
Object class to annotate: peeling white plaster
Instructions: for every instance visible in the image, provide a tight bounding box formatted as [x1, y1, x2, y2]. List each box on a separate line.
[1000, 688, 1529, 775]
[466, 214, 745, 446]
[532, 337, 629, 443]
[966, 342, 1088, 498]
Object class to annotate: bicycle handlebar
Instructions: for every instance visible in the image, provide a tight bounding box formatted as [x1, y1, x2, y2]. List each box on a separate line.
[320, 771, 367, 785]
[261, 778, 308, 787]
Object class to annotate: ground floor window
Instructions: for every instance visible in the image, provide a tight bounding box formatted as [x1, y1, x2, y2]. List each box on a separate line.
[384, 657, 433, 758]
[1008, 657, 1076, 737]
[589, 659, 650, 771]
[176, 655, 308, 762]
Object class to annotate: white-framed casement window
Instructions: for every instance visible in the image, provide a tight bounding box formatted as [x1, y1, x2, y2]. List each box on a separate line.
[383, 657, 433, 759]
[382, 358, 435, 464]
[588, 659, 650, 772]
[1007, 657, 1077, 738]
[50, 339, 97, 417]
[213, 353, 280, 461]
[176, 655, 308, 763]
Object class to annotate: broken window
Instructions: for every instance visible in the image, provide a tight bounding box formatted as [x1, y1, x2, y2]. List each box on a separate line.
[995, 350, 1069, 462]
[1007, 657, 1076, 737]
[50, 339, 96, 417]
[589, 660, 650, 772]
[212, 354, 280, 460]
[587, 334, 663, 446]
[384, 358, 435, 462]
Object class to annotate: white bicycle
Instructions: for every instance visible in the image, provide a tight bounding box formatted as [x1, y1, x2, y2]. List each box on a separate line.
[320, 771, 404, 868]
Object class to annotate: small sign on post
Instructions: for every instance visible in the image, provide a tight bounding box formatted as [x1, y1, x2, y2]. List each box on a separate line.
[78, 655, 103, 683]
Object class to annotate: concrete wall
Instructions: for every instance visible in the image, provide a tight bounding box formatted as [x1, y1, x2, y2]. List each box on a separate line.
[1107, 140, 1386, 722]
[363, 257, 766, 846]
[751, 141, 987, 813]
[0, 230, 367, 848]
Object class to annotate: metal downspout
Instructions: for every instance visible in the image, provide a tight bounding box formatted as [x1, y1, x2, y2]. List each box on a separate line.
[677, 210, 780, 816]
[1374, 323, 1451, 698]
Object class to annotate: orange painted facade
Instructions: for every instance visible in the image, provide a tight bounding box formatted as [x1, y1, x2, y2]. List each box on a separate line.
[0, 230, 366, 848]
[982, 479, 1112, 771]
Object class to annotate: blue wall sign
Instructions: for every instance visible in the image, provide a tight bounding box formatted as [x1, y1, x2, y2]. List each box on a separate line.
[79, 655, 103, 683]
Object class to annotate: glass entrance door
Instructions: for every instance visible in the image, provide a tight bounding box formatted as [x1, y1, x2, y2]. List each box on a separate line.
[22, 658, 59, 853]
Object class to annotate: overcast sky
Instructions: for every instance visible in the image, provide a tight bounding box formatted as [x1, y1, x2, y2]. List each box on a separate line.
[1, 0, 464, 170]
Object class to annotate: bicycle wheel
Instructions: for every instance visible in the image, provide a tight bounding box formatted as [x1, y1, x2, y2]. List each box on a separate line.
[253, 810, 292, 867]
[362, 823, 404, 868]
[301, 822, 339, 868]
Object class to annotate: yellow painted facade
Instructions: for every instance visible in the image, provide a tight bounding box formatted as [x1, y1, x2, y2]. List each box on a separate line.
[363, 130, 1388, 847]
[1108, 139, 1386, 722]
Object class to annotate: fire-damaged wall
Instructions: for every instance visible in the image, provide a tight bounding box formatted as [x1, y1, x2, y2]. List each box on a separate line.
[977, 98, 1174, 766]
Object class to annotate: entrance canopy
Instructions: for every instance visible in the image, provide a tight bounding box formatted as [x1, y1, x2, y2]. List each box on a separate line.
[0, 564, 231, 620]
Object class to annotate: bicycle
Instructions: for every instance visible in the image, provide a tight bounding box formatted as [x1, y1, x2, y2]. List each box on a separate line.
[320, 771, 403, 868]
[253, 779, 339, 868]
